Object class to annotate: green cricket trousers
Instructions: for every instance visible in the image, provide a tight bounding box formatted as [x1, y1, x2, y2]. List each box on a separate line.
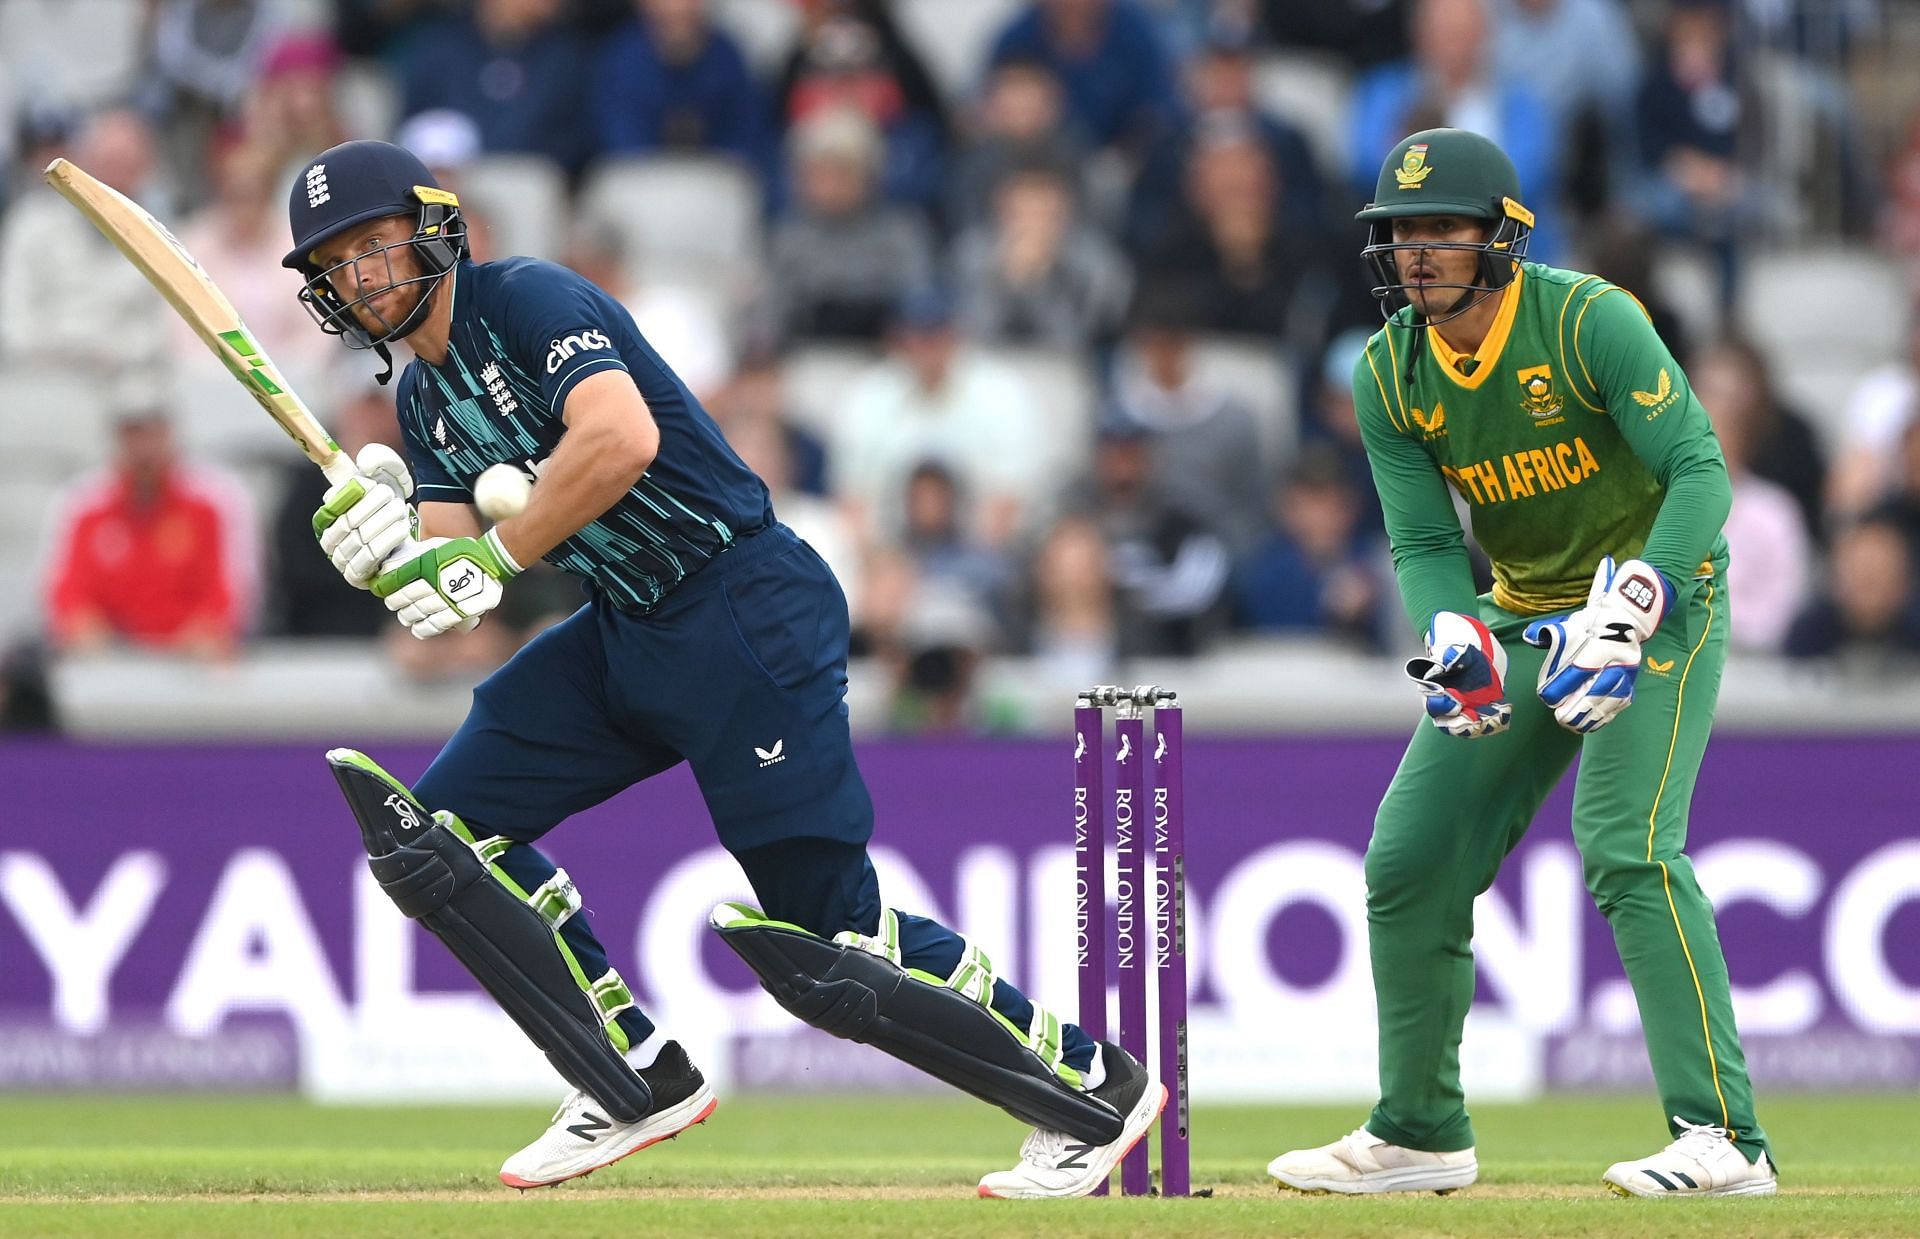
[1364, 562, 1770, 1163]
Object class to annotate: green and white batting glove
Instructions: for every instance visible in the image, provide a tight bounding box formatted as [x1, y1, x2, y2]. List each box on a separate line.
[313, 444, 417, 589]
[370, 530, 520, 640]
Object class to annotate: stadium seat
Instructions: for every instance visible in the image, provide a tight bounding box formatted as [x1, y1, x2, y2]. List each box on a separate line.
[1189, 335, 1299, 467]
[460, 155, 569, 262]
[0, 470, 65, 635]
[578, 155, 764, 290]
[167, 365, 316, 465]
[1252, 51, 1356, 180]
[1649, 243, 1720, 351]
[0, 555, 44, 636]
[0, 0, 143, 110]
[995, 346, 1098, 483]
[710, 0, 804, 74]
[895, 0, 1026, 100]
[779, 344, 883, 442]
[0, 367, 112, 472]
[1737, 247, 1907, 437]
[0, 473, 66, 558]
[1774, 358, 1881, 453]
[280, 0, 331, 28]
[335, 59, 401, 142]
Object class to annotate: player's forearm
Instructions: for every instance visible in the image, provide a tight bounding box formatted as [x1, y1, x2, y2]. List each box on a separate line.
[491, 420, 654, 566]
[1640, 449, 1732, 586]
[1388, 538, 1481, 637]
[1360, 427, 1480, 633]
[498, 439, 652, 564]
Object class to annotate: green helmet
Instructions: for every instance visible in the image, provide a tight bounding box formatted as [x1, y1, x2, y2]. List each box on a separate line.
[1355, 128, 1534, 324]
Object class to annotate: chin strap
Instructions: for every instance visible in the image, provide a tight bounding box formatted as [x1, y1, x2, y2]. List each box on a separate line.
[1404, 282, 1498, 387]
[373, 343, 395, 386]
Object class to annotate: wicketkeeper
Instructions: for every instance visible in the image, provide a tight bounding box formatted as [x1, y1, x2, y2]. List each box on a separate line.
[286, 140, 1161, 1195]
[1267, 129, 1776, 1198]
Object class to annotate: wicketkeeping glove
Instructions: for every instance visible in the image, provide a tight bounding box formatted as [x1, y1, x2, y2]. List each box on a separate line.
[370, 529, 521, 639]
[313, 444, 416, 588]
[1405, 610, 1512, 739]
[1522, 556, 1674, 734]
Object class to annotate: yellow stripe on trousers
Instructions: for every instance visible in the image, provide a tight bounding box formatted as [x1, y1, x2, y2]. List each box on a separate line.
[1642, 582, 1730, 1131]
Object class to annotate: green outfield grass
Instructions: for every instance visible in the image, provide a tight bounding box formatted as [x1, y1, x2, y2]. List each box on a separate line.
[0, 1093, 1913, 1237]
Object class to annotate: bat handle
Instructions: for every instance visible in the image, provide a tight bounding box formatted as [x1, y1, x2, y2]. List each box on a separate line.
[319, 451, 359, 487]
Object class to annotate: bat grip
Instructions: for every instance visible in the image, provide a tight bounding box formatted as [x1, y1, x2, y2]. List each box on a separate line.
[320, 452, 359, 487]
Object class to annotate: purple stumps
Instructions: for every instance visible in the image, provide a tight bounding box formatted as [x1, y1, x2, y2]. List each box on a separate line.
[1113, 707, 1150, 1197]
[1152, 696, 1190, 1196]
[1072, 697, 1109, 1196]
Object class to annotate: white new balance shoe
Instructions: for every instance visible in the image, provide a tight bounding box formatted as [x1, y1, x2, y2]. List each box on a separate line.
[499, 1041, 718, 1188]
[1602, 1118, 1778, 1198]
[977, 1042, 1167, 1199]
[1268, 1127, 1478, 1194]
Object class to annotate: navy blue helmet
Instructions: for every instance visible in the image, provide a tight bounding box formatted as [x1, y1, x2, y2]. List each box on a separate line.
[284, 140, 468, 376]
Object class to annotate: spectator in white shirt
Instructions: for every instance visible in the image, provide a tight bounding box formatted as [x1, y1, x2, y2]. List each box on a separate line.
[1830, 309, 1920, 519]
[830, 287, 1045, 549]
[0, 107, 171, 376]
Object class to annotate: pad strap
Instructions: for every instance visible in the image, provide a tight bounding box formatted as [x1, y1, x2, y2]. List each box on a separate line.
[713, 902, 1119, 1144]
[944, 938, 994, 1006]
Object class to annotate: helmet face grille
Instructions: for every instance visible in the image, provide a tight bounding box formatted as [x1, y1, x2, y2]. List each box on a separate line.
[1359, 209, 1531, 327]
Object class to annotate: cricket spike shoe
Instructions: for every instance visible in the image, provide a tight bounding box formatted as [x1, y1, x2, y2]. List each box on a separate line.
[1267, 1127, 1478, 1195]
[499, 1041, 717, 1188]
[976, 1041, 1166, 1199]
[1601, 1118, 1778, 1198]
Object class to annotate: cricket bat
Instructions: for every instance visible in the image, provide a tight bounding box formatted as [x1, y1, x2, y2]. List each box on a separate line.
[43, 157, 356, 486]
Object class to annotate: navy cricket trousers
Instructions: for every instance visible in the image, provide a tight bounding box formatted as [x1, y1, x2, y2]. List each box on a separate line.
[411, 524, 1093, 1069]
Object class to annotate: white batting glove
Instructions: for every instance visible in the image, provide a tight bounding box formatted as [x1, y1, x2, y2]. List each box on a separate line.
[312, 444, 416, 589]
[371, 530, 520, 639]
[1523, 556, 1674, 733]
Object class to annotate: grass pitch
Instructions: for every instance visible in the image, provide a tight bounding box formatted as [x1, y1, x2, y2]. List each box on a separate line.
[0, 1093, 1913, 1237]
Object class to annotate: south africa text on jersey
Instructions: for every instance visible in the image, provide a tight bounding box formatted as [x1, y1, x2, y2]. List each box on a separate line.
[1440, 435, 1603, 506]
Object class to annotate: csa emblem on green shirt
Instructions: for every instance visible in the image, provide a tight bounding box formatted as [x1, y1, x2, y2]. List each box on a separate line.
[1516, 364, 1564, 422]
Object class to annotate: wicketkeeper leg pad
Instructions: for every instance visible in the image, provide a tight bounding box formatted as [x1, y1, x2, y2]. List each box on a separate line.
[327, 748, 653, 1123]
[710, 902, 1122, 1145]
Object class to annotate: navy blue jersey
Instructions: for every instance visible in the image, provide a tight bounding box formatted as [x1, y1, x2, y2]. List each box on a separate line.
[396, 258, 771, 612]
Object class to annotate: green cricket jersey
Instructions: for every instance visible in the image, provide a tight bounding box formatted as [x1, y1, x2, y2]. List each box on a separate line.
[1354, 262, 1731, 629]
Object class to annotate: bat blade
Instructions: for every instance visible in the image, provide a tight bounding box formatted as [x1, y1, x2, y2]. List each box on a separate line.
[43, 157, 355, 485]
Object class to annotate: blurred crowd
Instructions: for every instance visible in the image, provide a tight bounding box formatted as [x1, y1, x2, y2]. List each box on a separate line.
[4, 0, 1920, 735]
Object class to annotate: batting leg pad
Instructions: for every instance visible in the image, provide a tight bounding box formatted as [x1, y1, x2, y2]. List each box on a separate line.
[710, 903, 1123, 1145]
[327, 748, 653, 1124]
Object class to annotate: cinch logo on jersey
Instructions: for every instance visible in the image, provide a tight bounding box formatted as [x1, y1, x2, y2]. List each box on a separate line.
[305, 163, 329, 209]
[1441, 435, 1603, 506]
[545, 329, 612, 374]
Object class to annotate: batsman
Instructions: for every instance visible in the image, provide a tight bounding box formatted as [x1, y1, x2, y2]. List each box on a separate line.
[284, 140, 1161, 1195]
[1268, 129, 1775, 1198]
